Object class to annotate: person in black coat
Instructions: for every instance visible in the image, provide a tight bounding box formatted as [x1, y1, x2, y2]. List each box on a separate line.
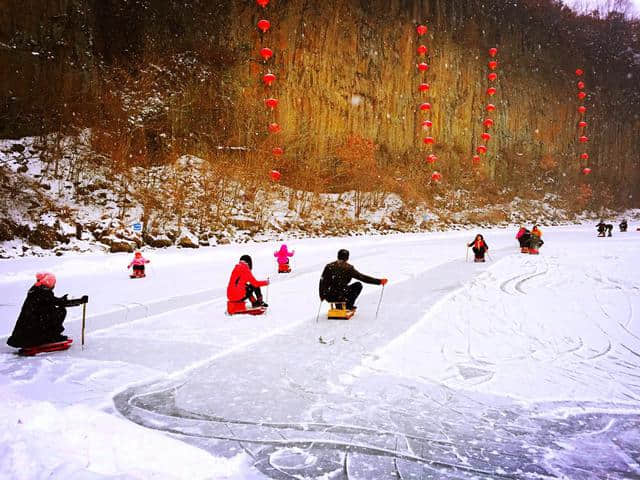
[7, 272, 87, 348]
[319, 249, 387, 310]
[468, 234, 489, 262]
[620, 219, 628, 232]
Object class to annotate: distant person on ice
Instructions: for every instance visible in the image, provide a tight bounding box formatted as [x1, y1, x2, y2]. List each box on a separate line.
[227, 255, 269, 308]
[319, 249, 387, 311]
[596, 220, 613, 237]
[128, 251, 150, 278]
[468, 234, 489, 262]
[7, 273, 87, 349]
[529, 225, 544, 253]
[274, 244, 295, 273]
[516, 226, 531, 253]
[619, 219, 628, 232]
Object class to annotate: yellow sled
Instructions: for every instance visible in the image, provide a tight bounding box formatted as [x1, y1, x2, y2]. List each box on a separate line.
[327, 302, 355, 320]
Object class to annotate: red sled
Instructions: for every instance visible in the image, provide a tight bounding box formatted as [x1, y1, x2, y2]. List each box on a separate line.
[529, 249, 539, 255]
[278, 264, 291, 273]
[520, 247, 529, 254]
[130, 273, 146, 279]
[227, 301, 267, 316]
[18, 339, 73, 356]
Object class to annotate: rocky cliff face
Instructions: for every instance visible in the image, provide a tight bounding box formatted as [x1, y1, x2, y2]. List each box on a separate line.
[1, 0, 638, 202]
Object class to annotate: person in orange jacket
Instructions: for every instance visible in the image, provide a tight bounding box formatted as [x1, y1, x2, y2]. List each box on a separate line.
[227, 255, 269, 308]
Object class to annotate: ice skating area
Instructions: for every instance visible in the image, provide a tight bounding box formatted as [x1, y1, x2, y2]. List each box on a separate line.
[1, 226, 639, 479]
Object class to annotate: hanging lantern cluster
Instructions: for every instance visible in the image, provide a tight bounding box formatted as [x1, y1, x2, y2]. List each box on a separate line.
[472, 47, 499, 167]
[574, 68, 591, 176]
[256, 0, 282, 181]
[415, 23, 441, 183]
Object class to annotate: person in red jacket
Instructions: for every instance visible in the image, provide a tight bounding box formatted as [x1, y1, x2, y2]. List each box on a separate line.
[227, 255, 269, 308]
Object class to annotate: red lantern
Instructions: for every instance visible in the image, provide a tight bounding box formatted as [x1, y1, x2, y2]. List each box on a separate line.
[486, 104, 496, 112]
[582, 167, 592, 175]
[580, 153, 589, 160]
[577, 81, 585, 90]
[483, 118, 494, 128]
[579, 135, 588, 143]
[488, 72, 498, 81]
[487, 87, 497, 96]
[426, 154, 438, 164]
[431, 171, 442, 182]
[257, 19, 271, 33]
[578, 121, 587, 128]
[578, 91, 587, 100]
[257, 0, 270, 6]
[418, 83, 430, 92]
[420, 102, 432, 111]
[269, 169, 282, 181]
[575, 68, 584, 76]
[578, 106, 587, 114]
[488, 60, 498, 70]
[423, 137, 435, 145]
[472, 155, 481, 165]
[489, 47, 498, 58]
[481, 132, 491, 142]
[263, 73, 276, 86]
[418, 62, 429, 72]
[268, 123, 281, 134]
[265, 98, 279, 109]
[417, 25, 428, 36]
[272, 147, 284, 156]
[417, 45, 428, 55]
[421, 120, 433, 129]
[477, 145, 488, 154]
[260, 47, 273, 61]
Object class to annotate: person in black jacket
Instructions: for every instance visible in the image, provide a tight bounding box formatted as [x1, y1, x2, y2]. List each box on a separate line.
[467, 234, 489, 262]
[319, 249, 387, 310]
[7, 272, 87, 348]
[620, 219, 628, 232]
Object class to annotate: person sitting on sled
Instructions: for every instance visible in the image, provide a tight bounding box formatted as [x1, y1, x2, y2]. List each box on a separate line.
[516, 226, 531, 253]
[7, 272, 87, 349]
[128, 251, 150, 277]
[596, 220, 613, 237]
[274, 244, 295, 273]
[468, 234, 489, 262]
[619, 219, 628, 232]
[319, 249, 387, 311]
[529, 225, 544, 253]
[227, 255, 269, 309]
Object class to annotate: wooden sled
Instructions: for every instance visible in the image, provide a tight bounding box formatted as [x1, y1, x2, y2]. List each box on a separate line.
[327, 302, 355, 320]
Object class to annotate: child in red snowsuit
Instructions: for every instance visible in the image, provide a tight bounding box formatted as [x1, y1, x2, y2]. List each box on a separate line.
[274, 244, 294, 272]
[128, 252, 150, 277]
[227, 255, 270, 309]
[468, 234, 489, 262]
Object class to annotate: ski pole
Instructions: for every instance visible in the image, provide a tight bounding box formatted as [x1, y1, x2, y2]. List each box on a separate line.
[487, 251, 493, 262]
[375, 285, 385, 319]
[81, 302, 87, 350]
[315, 300, 322, 323]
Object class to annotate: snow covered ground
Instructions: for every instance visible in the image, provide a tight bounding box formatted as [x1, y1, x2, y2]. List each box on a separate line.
[1, 226, 639, 479]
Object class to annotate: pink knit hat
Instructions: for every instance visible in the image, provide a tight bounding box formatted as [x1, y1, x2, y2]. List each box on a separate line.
[35, 272, 56, 289]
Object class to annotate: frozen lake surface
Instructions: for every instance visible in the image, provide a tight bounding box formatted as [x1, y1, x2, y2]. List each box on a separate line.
[2, 227, 639, 478]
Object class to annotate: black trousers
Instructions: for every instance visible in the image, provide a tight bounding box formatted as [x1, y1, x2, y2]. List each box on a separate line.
[328, 282, 363, 310]
[243, 284, 263, 305]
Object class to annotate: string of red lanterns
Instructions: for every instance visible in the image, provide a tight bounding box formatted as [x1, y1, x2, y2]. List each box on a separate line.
[415, 23, 441, 183]
[255, 0, 282, 182]
[574, 68, 591, 176]
[472, 47, 500, 167]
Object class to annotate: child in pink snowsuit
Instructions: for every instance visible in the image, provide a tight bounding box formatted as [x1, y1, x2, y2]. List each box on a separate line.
[128, 252, 150, 277]
[274, 244, 294, 272]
